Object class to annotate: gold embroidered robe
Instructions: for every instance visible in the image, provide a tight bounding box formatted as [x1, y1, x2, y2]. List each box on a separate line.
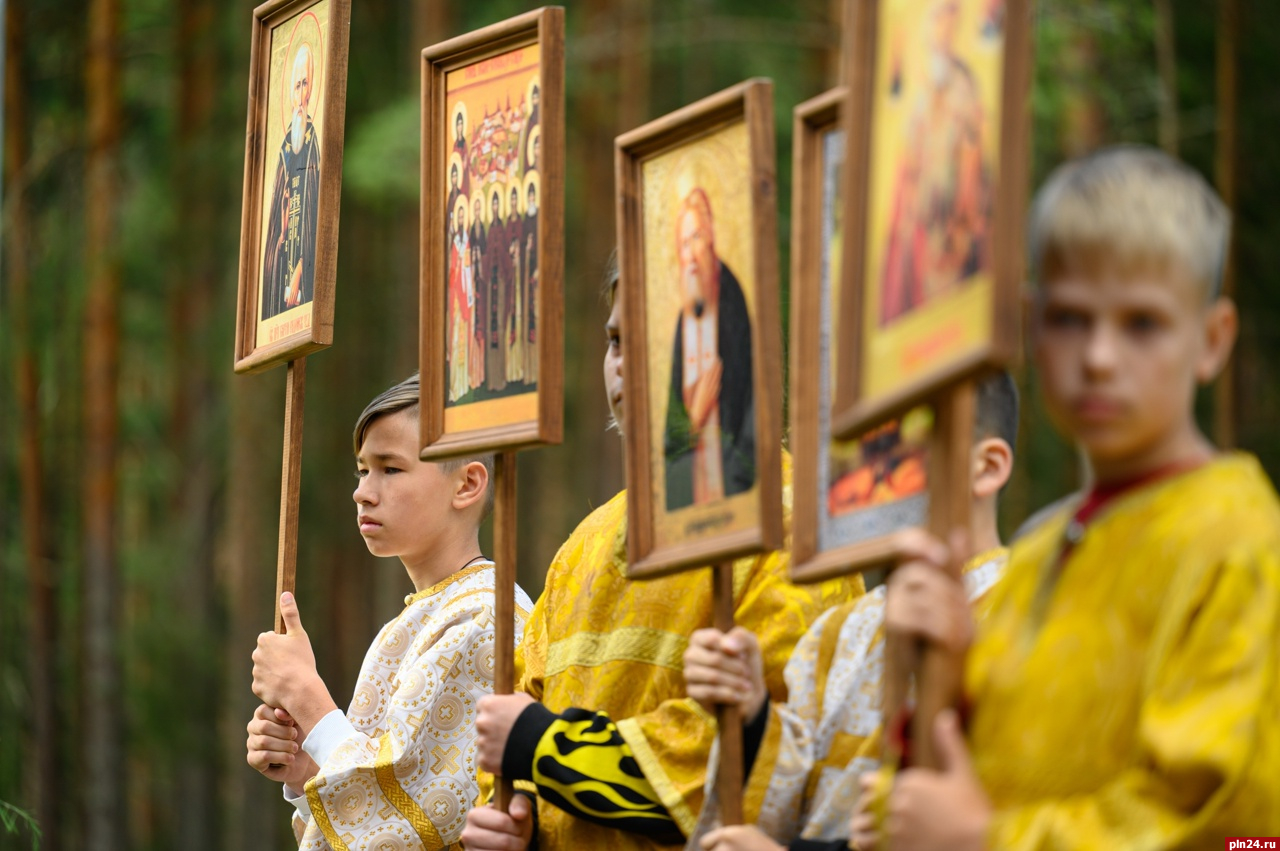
[968, 454, 1280, 846]
[685, 549, 1008, 846]
[296, 564, 533, 850]
[500, 484, 860, 850]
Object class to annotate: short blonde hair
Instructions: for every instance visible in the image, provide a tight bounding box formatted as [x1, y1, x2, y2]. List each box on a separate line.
[1029, 145, 1229, 299]
[353, 373, 495, 517]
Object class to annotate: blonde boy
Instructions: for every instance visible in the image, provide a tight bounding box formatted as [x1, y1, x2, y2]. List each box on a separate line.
[246, 373, 534, 848]
[881, 146, 1280, 848]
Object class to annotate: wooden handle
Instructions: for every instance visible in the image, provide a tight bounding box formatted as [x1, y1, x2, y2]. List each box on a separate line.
[911, 381, 975, 769]
[274, 358, 306, 634]
[493, 451, 518, 812]
[712, 561, 744, 825]
[270, 358, 307, 768]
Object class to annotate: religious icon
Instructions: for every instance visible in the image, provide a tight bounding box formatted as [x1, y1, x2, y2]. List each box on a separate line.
[618, 79, 782, 579]
[662, 186, 756, 511]
[234, 0, 350, 374]
[420, 8, 563, 458]
[832, 0, 1029, 438]
[789, 90, 930, 582]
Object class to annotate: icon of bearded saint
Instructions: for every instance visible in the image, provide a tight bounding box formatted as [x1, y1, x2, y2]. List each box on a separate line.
[262, 42, 321, 321]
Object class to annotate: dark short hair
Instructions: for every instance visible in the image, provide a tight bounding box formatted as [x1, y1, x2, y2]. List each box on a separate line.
[974, 370, 1019, 452]
[353, 373, 495, 518]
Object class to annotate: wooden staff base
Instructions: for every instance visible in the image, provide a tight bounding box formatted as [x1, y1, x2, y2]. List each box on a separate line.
[713, 560, 744, 825]
[269, 357, 307, 769]
[492, 451, 518, 813]
[882, 379, 975, 771]
[274, 357, 306, 632]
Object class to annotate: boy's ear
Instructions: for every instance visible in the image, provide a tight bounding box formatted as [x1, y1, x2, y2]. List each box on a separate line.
[451, 461, 489, 512]
[971, 437, 1013, 500]
[1196, 297, 1238, 384]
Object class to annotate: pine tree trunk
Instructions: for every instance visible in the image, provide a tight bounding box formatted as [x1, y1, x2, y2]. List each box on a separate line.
[1059, 5, 1106, 157]
[82, 0, 125, 847]
[5, 1, 61, 847]
[222, 369, 289, 850]
[1214, 0, 1238, 448]
[1154, 0, 1179, 155]
[171, 0, 220, 845]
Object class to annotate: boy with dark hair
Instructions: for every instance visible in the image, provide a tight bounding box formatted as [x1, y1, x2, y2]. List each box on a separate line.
[246, 373, 533, 848]
[681, 372, 1019, 851]
[880, 145, 1280, 848]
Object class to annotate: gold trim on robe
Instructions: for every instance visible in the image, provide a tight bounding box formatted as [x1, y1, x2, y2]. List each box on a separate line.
[495, 460, 863, 851]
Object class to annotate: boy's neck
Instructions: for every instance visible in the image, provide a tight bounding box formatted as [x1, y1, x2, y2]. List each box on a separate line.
[1087, 422, 1216, 489]
[970, 497, 1002, 557]
[401, 531, 486, 593]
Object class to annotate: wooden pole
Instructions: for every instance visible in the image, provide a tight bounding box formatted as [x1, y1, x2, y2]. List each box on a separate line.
[274, 358, 307, 633]
[882, 382, 975, 770]
[267, 358, 307, 770]
[712, 561, 744, 825]
[911, 381, 974, 769]
[493, 451, 519, 812]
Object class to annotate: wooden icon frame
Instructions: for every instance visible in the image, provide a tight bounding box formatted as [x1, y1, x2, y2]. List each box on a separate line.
[419, 7, 565, 460]
[831, 0, 1031, 439]
[616, 79, 783, 580]
[234, 0, 351, 375]
[788, 88, 935, 584]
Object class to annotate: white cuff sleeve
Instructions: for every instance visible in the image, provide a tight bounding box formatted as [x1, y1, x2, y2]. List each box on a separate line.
[282, 783, 311, 822]
[302, 708, 356, 769]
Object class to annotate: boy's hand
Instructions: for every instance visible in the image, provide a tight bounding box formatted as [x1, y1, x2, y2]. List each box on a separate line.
[698, 824, 783, 851]
[475, 693, 536, 774]
[251, 593, 336, 731]
[245, 704, 318, 790]
[461, 792, 534, 850]
[849, 770, 883, 851]
[885, 710, 990, 851]
[884, 530, 973, 657]
[683, 627, 767, 720]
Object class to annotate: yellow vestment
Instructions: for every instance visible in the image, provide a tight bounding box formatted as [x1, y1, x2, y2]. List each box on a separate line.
[967, 454, 1280, 845]
[497, 476, 860, 850]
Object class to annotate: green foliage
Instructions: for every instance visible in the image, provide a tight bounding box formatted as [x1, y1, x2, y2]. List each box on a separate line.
[344, 97, 420, 204]
[0, 801, 42, 851]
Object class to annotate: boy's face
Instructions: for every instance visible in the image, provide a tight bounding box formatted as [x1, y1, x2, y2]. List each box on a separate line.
[603, 291, 624, 433]
[353, 410, 460, 562]
[1032, 269, 1231, 474]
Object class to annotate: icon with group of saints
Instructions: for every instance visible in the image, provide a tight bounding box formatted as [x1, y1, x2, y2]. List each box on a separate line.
[443, 52, 543, 408]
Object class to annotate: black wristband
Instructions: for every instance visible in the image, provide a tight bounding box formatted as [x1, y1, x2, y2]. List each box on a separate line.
[741, 693, 770, 782]
[790, 839, 851, 851]
[501, 701, 557, 782]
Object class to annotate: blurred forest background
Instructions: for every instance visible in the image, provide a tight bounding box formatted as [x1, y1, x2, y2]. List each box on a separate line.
[1, 0, 1275, 848]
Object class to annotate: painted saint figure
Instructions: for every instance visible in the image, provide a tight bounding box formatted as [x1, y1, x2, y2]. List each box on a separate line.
[484, 190, 509, 392]
[505, 185, 526, 384]
[469, 196, 488, 391]
[662, 187, 755, 511]
[879, 0, 990, 325]
[453, 110, 470, 194]
[448, 204, 474, 402]
[522, 181, 539, 383]
[262, 43, 321, 321]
